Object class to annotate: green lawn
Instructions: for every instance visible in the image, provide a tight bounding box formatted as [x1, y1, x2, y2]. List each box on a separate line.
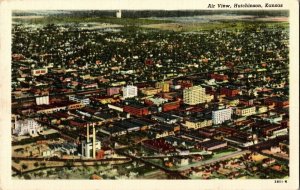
[212, 149, 237, 159]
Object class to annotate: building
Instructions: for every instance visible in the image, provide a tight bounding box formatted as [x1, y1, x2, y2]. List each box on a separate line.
[239, 96, 255, 106]
[140, 87, 162, 96]
[80, 82, 98, 90]
[235, 106, 256, 117]
[183, 85, 210, 105]
[210, 73, 228, 81]
[257, 106, 268, 114]
[185, 118, 213, 130]
[123, 104, 149, 116]
[264, 97, 289, 108]
[115, 120, 141, 133]
[177, 80, 193, 89]
[198, 128, 216, 138]
[263, 126, 288, 138]
[174, 158, 190, 166]
[108, 103, 124, 112]
[162, 101, 180, 112]
[223, 97, 240, 107]
[12, 118, 42, 136]
[99, 126, 127, 137]
[81, 124, 101, 158]
[122, 85, 138, 99]
[35, 104, 67, 114]
[220, 87, 240, 97]
[116, 10, 122, 18]
[151, 113, 182, 124]
[224, 136, 254, 147]
[155, 81, 170, 92]
[142, 138, 175, 153]
[212, 108, 232, 125]
[67, 102, 84, 110]
[69, 95, 90, 105]
[199, 140, 228, 151]
[36, 96, 49, 105]
[31, 68, 48, 76]
[107, 87, 121, 96]
[145, 97, 168, 106]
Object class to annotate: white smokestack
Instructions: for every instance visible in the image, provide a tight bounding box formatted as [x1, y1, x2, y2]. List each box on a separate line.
[86, 124, 90, 143]
[92, 123, 96, 158]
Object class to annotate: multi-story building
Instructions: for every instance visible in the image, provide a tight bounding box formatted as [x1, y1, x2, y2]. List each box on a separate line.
[123, 104, 149, 116]
[69, 95, 90, 105]
[220, 87, 240, 97]
[36, 96, 49, 105]
[235, 106, 256, 117]
[185, 118, 213, 129]
[31, 68, 48, 76]
[183, 85, 209, 105]
[12, 118, 43, 136]
[140, 87, 162, 96]
[155, 81, 170, 92]
[107, 87, 121, 96]
[212, 108, 232, 125]
[239, 96, 255, 106]
[162, 101, 180, 112]
[122, 85, 138, 99]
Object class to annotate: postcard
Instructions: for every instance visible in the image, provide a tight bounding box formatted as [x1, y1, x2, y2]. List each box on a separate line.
[0, 0, 299, 189]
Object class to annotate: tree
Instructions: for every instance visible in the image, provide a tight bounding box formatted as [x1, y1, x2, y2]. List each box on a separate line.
[65, 160, 74, 169]
[40, 162, 46, 168]
[34, 162, 39, 168]
[94, 162, 100, 170]
[23, 174, 31, 179]
[21, 163, 28, 170]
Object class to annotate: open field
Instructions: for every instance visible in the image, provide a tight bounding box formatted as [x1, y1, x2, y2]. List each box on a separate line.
[13, 15, 288, 32]
[13, 16, 172, 26]
[142, 21, 289, 32]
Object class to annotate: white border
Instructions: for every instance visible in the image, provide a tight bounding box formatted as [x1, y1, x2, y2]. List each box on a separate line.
[0, 0, 299, 190]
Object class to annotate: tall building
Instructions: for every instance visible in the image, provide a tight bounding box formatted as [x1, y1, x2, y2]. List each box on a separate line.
[122, 85, 138, 99]
[81, 123, 101, 158]
[183, 85, 207, 105]
[212, 108, 232, 125]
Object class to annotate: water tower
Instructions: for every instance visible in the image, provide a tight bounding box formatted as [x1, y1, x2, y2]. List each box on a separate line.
[116, 10, 122, 18]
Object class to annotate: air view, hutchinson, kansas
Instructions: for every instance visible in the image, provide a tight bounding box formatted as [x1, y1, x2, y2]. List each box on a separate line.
[207, 3, 283, 8]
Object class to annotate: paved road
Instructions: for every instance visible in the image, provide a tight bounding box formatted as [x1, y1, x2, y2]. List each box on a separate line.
[116, 150, 189, 179]
[176, 150, 251, 171]
[12, 156, 130, 162]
